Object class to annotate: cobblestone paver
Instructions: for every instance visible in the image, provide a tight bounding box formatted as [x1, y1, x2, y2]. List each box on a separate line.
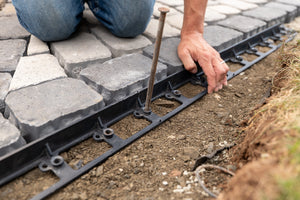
[0, 0, 299, 155]
[0, 73, 11, 113]
[0, 3, 15, 17]
[80, 53, 167, 104]
[5, 78, 105, 141]
[9, 54, 67, 92]
[143, 37, 183, 75]
[144, 18, 181, 40]
[265, 2, 297, 22]
[0, 16, 30, 39]
[243, 6, 287, 27]
[0, 39, 26, 74]
[91, 25, 151, 57]
[204, 25, 244, 51]
[51, 32, 111, 77]
[27, 35, 50, 56]
[0, 114, 26, 157]
[217, 15, 267, 39]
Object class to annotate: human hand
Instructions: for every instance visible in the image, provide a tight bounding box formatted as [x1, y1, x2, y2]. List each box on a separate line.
[178, 32, 229, 93]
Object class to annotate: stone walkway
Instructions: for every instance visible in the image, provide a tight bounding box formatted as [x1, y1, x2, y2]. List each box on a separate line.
[0, 0, 299, 157]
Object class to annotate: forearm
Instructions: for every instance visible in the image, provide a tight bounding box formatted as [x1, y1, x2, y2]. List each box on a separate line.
[181, 0, 208, 36]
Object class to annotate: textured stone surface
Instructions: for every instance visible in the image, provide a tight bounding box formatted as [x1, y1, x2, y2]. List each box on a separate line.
[166, 14, 184, 30]
[276, 0, 300, 7]
[243, 6, 287, 27]
[0, 3, 16, 17]
[0, 16, 30, 39]
[27, 35, 50, 56]
[91, 26, 151, 57]
[266, 2, 298, 22]
[9, 54, 67, 92]
[203, 25, 244, 51]
[0, 114, 26, 157]
[217, 15, 267, 39]
[243, 0, 268, 3]
[218, 0, 258, 10]
[0, 73, 11, 113]
[0, 39, 27, 74]
[83, 9, 101, 26]
[157, 0, 184, 7]
[5, 78, 105, 141]
[210, 5, 241, 15]
[51, 32, 111, 77]
[153, 2, 180, 17]
[143, 37, 183, 75]
[80, 53, 167, 104]
[144, 18, 181, 40]
[205, 8, 227, 23]
[175, 6, 184, 13]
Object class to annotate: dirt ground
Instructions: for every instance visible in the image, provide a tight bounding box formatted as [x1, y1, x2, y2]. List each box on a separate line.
[1, 20, 299, 200]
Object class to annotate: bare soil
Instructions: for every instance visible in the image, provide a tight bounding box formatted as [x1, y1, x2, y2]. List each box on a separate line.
[2, 19, 299, 200]
[0, 50, 281, 200]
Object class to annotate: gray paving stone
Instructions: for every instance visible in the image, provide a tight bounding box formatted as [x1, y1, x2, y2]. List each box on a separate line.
[205, 8, 227, 23]
[0, 114, 26, 157]
[153, 2, 180, 17]
[276, 0, 300, 15]
[144, 18, 181, 41]
[51, 32, 111, 77]
[217, 15, 267, 39]
[9, 54, 67, 92]
[0, 73, 11, 113]
[217, 0, 257, 11]
[0, 16, 30, 39]
[83, 9, 101, 26]
[27, 35, 50, 56]
[210, 5, 241, 15]
[91, 25, 152, 57]
[243, 0, 267, 3]
[208, 0, 219, 6]
[265, 2, 298, 22]
[166, 13, 184, 30]
[203, 25, 244, 51]
[243, 6, 287, 27]
[0, 39, 27, 74]
[80, 53, 167, 104]
[143, 37, 183, 75]
[157, 0, 184, 7]
[175, 6, 184, 13]
[0, 3, 16, 17]
[5, 78, 105, 141]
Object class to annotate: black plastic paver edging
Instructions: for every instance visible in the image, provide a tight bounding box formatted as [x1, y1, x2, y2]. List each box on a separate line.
[0, 24, 296, 200]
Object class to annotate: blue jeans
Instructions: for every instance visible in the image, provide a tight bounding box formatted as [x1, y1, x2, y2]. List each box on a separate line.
[12, 0, 155, 41]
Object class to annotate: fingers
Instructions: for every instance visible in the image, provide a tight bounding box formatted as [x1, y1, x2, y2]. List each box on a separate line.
[200, 62, 217, 94]
[178, 49, 198, 74]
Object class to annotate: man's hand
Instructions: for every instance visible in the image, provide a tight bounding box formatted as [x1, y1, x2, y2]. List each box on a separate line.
[178, 32, 229, 93]
[179, 0, 229, 93]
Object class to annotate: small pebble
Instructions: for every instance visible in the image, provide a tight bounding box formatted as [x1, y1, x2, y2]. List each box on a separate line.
[177, 134, 186, 140]
[183, 171, 189, 176]
[162, 172, 167, 176]
[162, 181, 168, 186]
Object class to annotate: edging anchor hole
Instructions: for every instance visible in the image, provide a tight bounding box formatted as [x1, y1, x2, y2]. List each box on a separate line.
[51, 156, 64, 167]
[103, 128, 114, 138]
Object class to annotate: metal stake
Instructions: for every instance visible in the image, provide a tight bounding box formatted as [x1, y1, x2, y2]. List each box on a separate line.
[144, 7, 169, 113]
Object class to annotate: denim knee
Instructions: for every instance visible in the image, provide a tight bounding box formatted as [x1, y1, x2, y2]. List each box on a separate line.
[12, 0, 84, 41]
[90, 0, 155, 38]
[111, 1, 154, 38]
